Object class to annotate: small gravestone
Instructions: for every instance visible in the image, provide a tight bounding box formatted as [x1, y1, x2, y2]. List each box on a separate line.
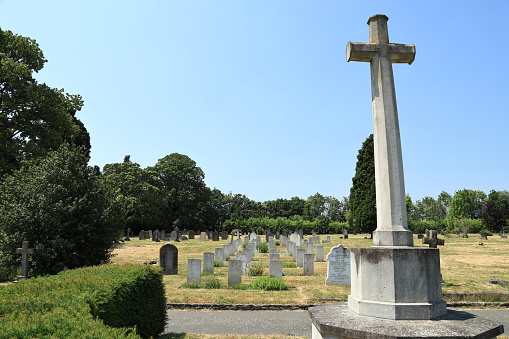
[221, 231, 228, 240]
[187, 258, 201, 284]
[325, 236, 331, 243]
[269, 253, 280, 262]
[214, 247, 224, 264]
[417, 234, 424, 239]
[148, 230, 153, 239]
[202, 252, 214, 274]
[479, 232, 488, 240]
[188, 230, 195, 239]
[316, 245, 324, 262]
[139, 230, 146, 240]
[249, 232, 257, 241]
[342, 229, 348, 239]
[199, 232, 207, 241]
[269, 259, 283, 279]
[500, 233, 508, 239]
[160, 243, 178, 275]
[212, 230, 220, 241]
[180, 236, 188, 241]
[422, 229, 444, 248]
[325, 244, 350, 286]
[124, 228, 131, 241]
[228, 259, 242, 286]
[170, 230, 178, 241]
[16, 241, 34, 280]
[160, 230, 167, 241]
[303, 253, 315, 276]
[152, 229, 160, 242]
[306, 242, 313, 254]
[296, 248, 305, 267]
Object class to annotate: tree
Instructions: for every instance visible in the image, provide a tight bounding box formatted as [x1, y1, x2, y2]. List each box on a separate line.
[349, 134, 376, 233]
[0, 29, 89, 178]
[303, 193, 327, 221]
[449, 189, 486, 220]
[150, 153, 210, 231]
[482, 190, 509, 232]
[0, 144, 121, 280]
[101, 158, 164, 233]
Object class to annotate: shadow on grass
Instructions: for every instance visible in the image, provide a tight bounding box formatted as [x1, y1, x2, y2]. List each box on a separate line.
[158, 333, 187, 339]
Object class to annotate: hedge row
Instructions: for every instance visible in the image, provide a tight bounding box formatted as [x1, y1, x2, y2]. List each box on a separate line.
[222, 217, 349, 235]
[0, 264, 166, 338]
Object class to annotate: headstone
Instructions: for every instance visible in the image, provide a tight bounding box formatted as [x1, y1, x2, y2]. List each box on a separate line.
[342, 229, 348, 239]
[316, 245, 324, 262]
[139, 230, 146, 240]
[152, 229, 160, 242]
[479, 232, 488, 240]
[417, 234, 424, 239]
[187, 258, 201, 284]
[180, 236, 188, 241]
[236, 252, 248, 273]
[124, 228, 131, 241]
[16, 241, 34, 280]
[303, 253, 315, 276]
[212, 230, 220, 241]
[422, 229, 445, 248]
[160, 230, 167, 241]
[203, 252, 214, 274]
[249, 232, 257, 241]
[290, 232, 301, 247]
[170, 230, 178, 241]
[159, 243, 178, 275]
[269, 260, 283, 279]
[228, 259, 242, 286]
[269, 253, 280, 262]
[326, 236, 331, 243]
[222, 244, 230, 259]
[211, 247, 222, 264]
[325, 244, 350, 286]
[306, 242, 313, 254]
[148, 230, 153, 239]
[199, 232, 207, 241]
[296, 248, 305, 267]
[188, 230, 195, 239]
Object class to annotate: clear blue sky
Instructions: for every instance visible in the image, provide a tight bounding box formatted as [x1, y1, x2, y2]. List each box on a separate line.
[1, 1, 507, 203]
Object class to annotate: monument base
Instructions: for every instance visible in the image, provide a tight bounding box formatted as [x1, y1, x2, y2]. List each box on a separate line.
[309, 304, 504, 339]
[349, 246, 446, 320]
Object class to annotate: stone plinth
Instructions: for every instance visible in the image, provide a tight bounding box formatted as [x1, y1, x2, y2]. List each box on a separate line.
[309, 304, 504, 339]
[348, 247, 446, 320]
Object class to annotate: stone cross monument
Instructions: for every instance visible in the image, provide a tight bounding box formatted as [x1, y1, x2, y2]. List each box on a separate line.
[347, 14, 414, 247]
[309, 14, 504, 339]
[16, 240, 34, 280]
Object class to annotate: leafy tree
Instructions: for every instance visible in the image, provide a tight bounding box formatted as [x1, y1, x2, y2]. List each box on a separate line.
[222, 192, 264, 221]
[101, 158, 164, 233]
[303, 193, 327, 221]
[0, 29, 89, 178]
[349, 134, 376, 233]
[263, 197, 305, 219]
[449, 189, 486, 220]
[0, 144, 121, 279]
[325, 196, 349, 222]
[150, 153, 210, 231]
[482, 190, 509, 232]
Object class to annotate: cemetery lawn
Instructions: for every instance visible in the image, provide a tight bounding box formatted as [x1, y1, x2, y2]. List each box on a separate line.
[111, 234, 509, 305]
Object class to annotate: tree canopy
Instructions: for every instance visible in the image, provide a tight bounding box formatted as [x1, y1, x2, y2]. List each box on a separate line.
[0, 29, 89, 178]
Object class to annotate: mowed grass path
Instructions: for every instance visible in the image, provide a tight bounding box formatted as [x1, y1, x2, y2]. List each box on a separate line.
[111, 233, 509, 305]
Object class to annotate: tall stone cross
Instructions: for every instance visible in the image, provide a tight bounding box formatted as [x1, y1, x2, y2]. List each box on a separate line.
[16, 240, 34, 280]
[347, 14, 415, 246]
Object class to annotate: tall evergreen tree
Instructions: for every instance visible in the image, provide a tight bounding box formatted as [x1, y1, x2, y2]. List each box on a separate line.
[349, 134, 376, 234]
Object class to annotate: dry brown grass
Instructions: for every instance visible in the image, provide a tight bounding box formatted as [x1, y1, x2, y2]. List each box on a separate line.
[111, 233, 509, 305]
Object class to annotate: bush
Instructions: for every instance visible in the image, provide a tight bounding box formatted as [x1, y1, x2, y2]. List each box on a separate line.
[203, 276, 221, 289]
[0, 264, 166, 338]
[282, 262, 297, 268]
[256, 243, 269, 253]
[213, 260, 223, 267]
[246, 261, 265, 276]
[250, 276, 289, 291]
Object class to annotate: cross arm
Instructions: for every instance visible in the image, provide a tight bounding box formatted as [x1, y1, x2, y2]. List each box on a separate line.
[346, 41, 416, 64]
[388, 43, 416, 64]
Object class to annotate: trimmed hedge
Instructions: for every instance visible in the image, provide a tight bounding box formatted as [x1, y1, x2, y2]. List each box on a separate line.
[0, 264, 166, 338]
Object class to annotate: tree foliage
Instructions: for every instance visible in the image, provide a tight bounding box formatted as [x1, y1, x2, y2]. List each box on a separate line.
[449, 189, 486, 220]
[482, 190, 509, 232]
[101, 157, 164, 233]
[349, 134, 376, 233]
[0, 144, 121, 279]
[0, 29, 89, 178]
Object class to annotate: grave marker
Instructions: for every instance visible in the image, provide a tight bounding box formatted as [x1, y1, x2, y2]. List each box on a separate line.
[187, 258, 201, 284]
[160, 243, 178, 275]
[228, 259, 242, 286]
[422, 229, 444, 248]
[203, 252, 214, 274]
[16, 241, 34, 280]
[325, 244, 350, 286]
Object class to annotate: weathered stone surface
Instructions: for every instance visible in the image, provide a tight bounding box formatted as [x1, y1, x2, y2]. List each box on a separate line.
[309, 303, 504, 339]
[203, 252, 214, 274]
[348, 247, 446, 320]
[187, 258, 201, 284]
[325, 244, 350, 286]
[228, 259, 242, 286]
[160, 242, 178, 275]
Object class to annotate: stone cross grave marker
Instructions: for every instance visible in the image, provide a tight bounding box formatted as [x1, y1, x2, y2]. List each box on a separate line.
[422, 229, 444, 248]
[124, 228, 131, 241]
[347, 14, 415, 246]
[325, 244, 350, 286]
[16, 241, 34, 280]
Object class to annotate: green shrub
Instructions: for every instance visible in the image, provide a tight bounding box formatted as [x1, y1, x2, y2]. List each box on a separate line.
[246, 261, 265, 276]
[282, 262, 297, 268]
[203, 276, 221, 289]
[213, 260, 223, 267]
[0, 264, 166, 339]
[275, 241, 280, 246]
[256, 243, 269, 253]
[182, 281, 201, 289]
[230, 283, 249, 290]
[250, 276, 289, 291]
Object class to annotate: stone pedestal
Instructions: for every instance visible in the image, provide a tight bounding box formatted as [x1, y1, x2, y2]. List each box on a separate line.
[309, 304, 504, 339]
[348, 247, 447, 320]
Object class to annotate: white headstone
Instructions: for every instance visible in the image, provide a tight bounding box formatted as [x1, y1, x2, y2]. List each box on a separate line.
[187, 258, 201, 284]
[203, 252, 214, 274]
[325, 244, 350, 286]
[269, 259, 283, 279]
[303, 253, 315, 276]
[228, 259, 242, 286]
